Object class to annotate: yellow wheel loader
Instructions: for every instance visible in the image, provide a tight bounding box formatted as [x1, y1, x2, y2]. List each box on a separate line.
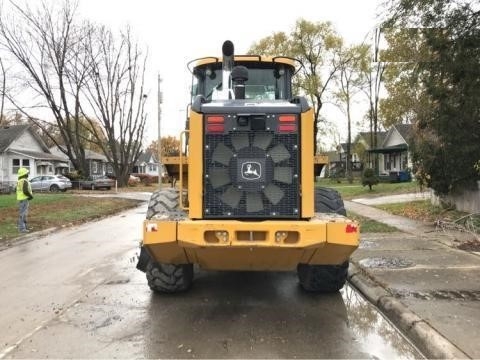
[136, 40, 359, 293]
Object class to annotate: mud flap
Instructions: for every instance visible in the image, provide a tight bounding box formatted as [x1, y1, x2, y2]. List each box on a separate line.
[136, 246, 151, 273]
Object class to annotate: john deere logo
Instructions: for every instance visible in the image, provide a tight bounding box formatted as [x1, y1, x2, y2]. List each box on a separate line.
[241, 162, 261, 180]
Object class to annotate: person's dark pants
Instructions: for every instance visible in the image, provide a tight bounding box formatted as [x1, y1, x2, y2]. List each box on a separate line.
[18, 199, 29, 232]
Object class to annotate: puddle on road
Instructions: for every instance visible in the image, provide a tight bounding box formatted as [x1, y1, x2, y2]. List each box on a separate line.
[341, 284, 424, 359]
[359, 257, 415, 269]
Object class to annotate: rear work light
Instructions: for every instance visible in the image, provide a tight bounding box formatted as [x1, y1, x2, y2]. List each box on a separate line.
[206, 115, 225, 133]
[278, 114, 297, 133]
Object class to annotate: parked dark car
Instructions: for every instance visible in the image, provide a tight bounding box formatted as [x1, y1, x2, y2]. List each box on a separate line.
[30, 175, 73, 192]
[79, 175, 115, 190]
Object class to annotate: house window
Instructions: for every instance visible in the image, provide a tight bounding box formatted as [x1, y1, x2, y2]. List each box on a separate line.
[92, 162, 98, 173]
[12, 159, 30, 175]
[149, 164, 157, 172]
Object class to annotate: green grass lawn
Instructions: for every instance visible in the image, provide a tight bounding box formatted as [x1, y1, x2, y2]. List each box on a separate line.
[0, 193, 143, 242]
[376, 200, 470, 224]
[347, 211, 399, 233]
[0, 179, 434, 241]
[316, 178, 430, 233]
[316, 178, 423, 200]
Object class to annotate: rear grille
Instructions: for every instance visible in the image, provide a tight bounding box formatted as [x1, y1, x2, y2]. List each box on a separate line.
[204, 131, 299, 218]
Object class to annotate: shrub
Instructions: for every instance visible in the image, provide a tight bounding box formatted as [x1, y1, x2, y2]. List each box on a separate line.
[130, 173, 160, 186]
[362, 168, 379, 191]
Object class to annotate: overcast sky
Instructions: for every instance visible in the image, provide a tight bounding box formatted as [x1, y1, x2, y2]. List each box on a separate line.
[75, 0, 384, 148]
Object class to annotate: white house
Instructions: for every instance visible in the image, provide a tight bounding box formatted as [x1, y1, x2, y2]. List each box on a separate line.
[369, 123, 413, 180]
[132, 149, 166, 177]
[0, 125, 67, 187]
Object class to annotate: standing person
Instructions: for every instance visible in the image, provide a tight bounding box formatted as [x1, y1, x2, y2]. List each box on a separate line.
[16, 167, 33, 233]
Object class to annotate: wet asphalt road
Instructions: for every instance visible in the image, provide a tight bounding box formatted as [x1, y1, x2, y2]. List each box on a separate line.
[0, 202, 423, 359]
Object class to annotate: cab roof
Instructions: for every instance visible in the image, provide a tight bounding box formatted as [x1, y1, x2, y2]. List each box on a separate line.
[188, 55, 299, 73]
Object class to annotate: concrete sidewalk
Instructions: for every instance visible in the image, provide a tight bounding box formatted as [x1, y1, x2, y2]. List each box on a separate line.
[345, 199, 480, 359]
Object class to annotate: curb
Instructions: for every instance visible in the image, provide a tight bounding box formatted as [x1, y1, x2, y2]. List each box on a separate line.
[348, 262, 469, 359]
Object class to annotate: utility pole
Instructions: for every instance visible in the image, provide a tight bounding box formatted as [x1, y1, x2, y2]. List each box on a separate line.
[157, 73, 162, 187]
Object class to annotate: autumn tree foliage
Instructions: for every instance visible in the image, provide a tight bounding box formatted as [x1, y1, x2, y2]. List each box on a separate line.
[382, 0, 480, 196]
[248, 19, 344, 154]
[148, 136, 181, 157]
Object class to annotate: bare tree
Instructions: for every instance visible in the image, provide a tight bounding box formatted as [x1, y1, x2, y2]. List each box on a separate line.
[359, 32, 386, 172]
[0, 1, 149, 184]
[82, 26, 148, 186]
[332, 44, 370, 182]
[0, 56, 5, 126]
[0, 0, 94, 175]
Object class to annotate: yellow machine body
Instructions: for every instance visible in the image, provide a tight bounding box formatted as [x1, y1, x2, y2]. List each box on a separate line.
[142, 87, 359, 271]
[143, 213, 358, 271]
[138, 42, 359, 293]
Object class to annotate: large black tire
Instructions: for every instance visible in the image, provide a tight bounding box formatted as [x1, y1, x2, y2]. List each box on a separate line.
[297, 261, 349, 293]
[143, 188, 193, 293]
[297, 187, 349, 292]
[146, 261, 193, 293]
[314, 187, 346, 215]
[146, 188, 187, 220]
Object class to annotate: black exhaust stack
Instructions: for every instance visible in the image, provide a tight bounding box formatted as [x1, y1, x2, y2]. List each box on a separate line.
[218, 40, 234, 99]
[222, 40, 249, 100]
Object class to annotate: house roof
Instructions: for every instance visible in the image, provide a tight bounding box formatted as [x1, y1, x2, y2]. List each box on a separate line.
[357, 131, 388, 148]
[368, 124, 413, 154]
[53, 145, 107, 161]
[0, 124, 30, 152]
[136, 149, 158, 164]
[9, 149, 64, 161]
[394, 123, 413, 143]
[0, 124, 53, 154]
[84, 149, 107, 161]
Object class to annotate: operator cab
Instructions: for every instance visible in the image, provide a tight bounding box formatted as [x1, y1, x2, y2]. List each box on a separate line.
[189, 57, 298, 103]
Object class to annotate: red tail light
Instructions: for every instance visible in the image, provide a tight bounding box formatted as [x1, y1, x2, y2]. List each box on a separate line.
[279, 115, 296, 122]
[278, 114, 297, 132]
[206, 115, 225, 133]
[345, 224, 358, 233]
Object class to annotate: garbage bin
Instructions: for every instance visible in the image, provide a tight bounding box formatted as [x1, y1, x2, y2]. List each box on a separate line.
[398, 171, 411, 182]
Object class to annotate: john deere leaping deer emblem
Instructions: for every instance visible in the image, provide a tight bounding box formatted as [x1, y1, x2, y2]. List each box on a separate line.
[241, 162, 261, 180]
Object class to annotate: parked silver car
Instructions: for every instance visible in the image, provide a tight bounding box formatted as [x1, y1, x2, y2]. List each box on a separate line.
[30, 175, 73, 192]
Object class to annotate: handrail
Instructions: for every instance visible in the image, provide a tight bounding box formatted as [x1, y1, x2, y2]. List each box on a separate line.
[179, 130, 189, 210]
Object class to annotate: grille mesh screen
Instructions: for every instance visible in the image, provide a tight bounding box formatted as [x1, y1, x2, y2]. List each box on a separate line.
[204, 131, 300, 218]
